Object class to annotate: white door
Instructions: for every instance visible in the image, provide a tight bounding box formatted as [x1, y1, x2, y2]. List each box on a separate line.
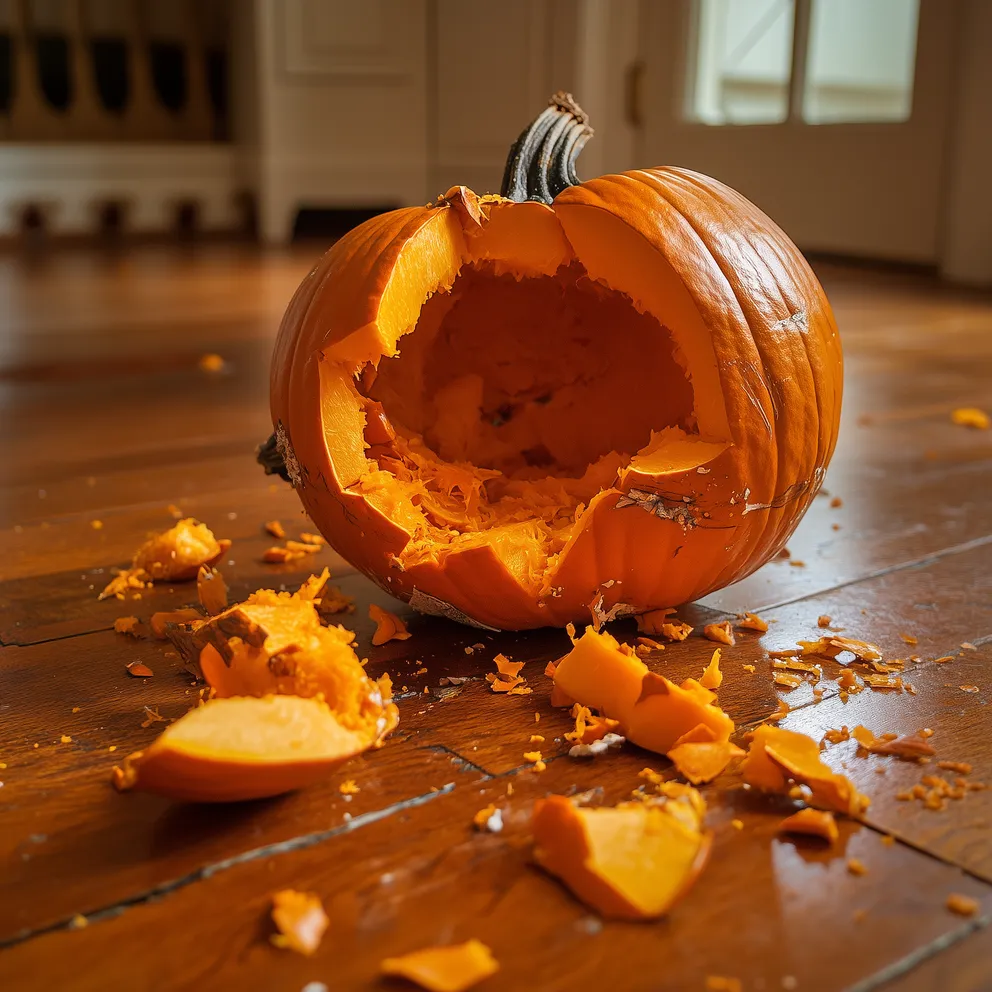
[637, 0, 958, 262]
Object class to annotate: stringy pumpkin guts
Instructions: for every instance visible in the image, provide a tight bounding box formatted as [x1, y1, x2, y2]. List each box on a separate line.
[531, 791, 710, 919]
[380, 940, 499, 992]
[270, 889, 328, 955]
[741, 725, 869, 816]
[551, 626, 734, 754]
[369, 603, 412, 645]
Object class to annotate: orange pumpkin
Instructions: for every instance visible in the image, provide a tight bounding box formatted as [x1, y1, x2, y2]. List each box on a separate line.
[262, 93, 842, 631]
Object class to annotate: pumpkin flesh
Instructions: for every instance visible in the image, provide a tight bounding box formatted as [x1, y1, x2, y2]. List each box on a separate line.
[274, 176, 839, 630]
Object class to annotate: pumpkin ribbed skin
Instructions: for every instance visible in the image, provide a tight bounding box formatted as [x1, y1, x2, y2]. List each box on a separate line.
[269, 166, 841, 630]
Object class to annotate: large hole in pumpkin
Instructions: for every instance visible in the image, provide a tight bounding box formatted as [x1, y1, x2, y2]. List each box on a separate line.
[349, 260, 698, 584]
[366, 262, 695, 479]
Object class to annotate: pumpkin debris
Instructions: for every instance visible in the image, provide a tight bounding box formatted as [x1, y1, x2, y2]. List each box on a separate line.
[737, 612, 768, 633]
[369, 603, 412, 645]
[959, 685, 980, 693]
[269, 889, 328, 955]
[114, 616, 141, 637]
[741, 725, 869, 816]
[565, 703, 620, 744]
[773, 671, 804, 689]
[777, 808, 839, 845]
[699, 649, 723, 690]
[847, 858, 868, 876]
[150, 608, 203, 640]
[196, 566, 228, 615]
[198, 353, 226, 374]
[703, 622, 735, 646]
[126, 662, 154, 678]
[667, 740, 743, 785]
[946, 893, 980, 917]
[473, 804, 503, 833]
[868, 733, 936, 760]
[817, 616, 832, 627]
[523, 750, 546, 772]
[60, 734, 72, 744]
[135, 518, 229, 582]
[264, 520, 286, 539]
[380, 940, 499, 992]
[937, 760, 973, 774]
[531, 789, 710, 920]
[951, 407, 990, 430]
[338, 779, 360, 795]
[829, 496, 843, 508]
[551, 627, 734, 755]
[637, 610, 692, 641]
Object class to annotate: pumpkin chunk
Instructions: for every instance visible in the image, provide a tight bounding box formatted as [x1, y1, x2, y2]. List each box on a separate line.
[703, 622, 735, 646]
[741, 725, 869, 816]
[738, 612, 768, 633]
[112, 695, 377, 802]
[380, 940, 499, 992]
[196, 566, 228, 615]
[699, 648, 723, 689]
[270, 889, 328, 955]
[551, 627, 734, 754]
[777, 808, 839, 845]
[531, 792, 710, 919]
[667, 740, 743, 785]
[369, 603, 412, 645]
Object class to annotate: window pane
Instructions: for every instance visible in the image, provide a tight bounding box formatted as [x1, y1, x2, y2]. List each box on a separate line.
[803, 0, 920, 124]
[688, 0, 794, 125]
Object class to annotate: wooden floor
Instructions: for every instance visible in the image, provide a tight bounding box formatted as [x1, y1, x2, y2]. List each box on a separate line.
[1, 245, 991, 992]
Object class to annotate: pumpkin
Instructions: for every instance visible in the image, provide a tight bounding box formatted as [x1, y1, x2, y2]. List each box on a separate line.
[262, 93, 842, 631]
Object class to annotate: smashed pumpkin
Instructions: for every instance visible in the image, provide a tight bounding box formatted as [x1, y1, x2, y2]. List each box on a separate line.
[261, 92, 841, 630]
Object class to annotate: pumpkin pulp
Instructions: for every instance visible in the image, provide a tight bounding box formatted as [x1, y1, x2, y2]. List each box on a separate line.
[315, 196, 732, 605]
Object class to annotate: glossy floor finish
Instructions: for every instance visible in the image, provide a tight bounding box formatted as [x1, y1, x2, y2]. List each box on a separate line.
[1, 246, 991, 992]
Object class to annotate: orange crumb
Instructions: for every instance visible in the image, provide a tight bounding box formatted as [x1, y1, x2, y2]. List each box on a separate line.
[737, 612, 768, 633]
[71, 706, 80, 714]
[937, 761, 973, 775]
[472, 804, 502, 831]
[946, 893, 980, 916]
[108, 746, 117, 752]
[951, 407, 990, 430]
[705, 978, 742, 992]
[703, 622, 735, 646]
[880, 835, 895, 846]
[742, 664, 756, 674]
[380, 940, 499, 992]
[369, 603, 412, 646]
[847, 858, 868, 876]
[934, 656, 954, 664]
[269, 889, 328, 955]
[126, 662, 154, 678]
[961, 642, 977, 651]
[494, 654, 524, 679]
[264, 520, 286, 539]
[919, 728, 935, 738]
[829, 496, 843, 508]
[198, 353, 226, 374]
[298, 532, 325, 546]
[338, 780, 360, 795]
[262, 546, 307, 564]
[114, 616, 141, 636]
[817, 616, 832, 627]
[530, 735, 545, 744]
[90, 520, 103, 530]
[731, 819, 744, 830]
[534, 713, 540, 723]
[635, 636, 665, 650]
[959, 685, 980, 693]
[523, 750, 543, 764]
[900, 633, 918, 646]
[166, 504, 183, 519]
[60, 735, 72, 744]
[773, 671, 804, 689]
[789, 560, 806, 568]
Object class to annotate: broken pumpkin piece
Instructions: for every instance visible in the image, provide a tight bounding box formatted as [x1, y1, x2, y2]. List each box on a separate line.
[777, 808, 839, 845]
[737, 612, 768, 633]
[951, 407, 990, 430]
[196, 565, 228, 615]
[132, 518, 229, 582]
[531, 792, 710, 920]
[552, 627, 734, 755]
[493, 653, 524, 680]
[114, 616, 141, 637]
[868, 733, 936, 760]
[112, 695, 381, 802]
[264, 520, 286, 539]
[98, 567, 151, 601]
[269, 889, 328, 956]
[703, 621, 735, 646]
[699, 648, 723, 690]
[150, 608, 203, 639]
[564, 703, 620, 745]
[741, 725, 869, 816]
[369, 603, 412, 645]
[126, 662, 154, 678]
[298, 532, 325, 546]
[667, 740, 743, 785]
[380, 939, 499, 992]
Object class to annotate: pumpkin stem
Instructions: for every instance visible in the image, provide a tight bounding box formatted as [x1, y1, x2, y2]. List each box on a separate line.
[256, 433, 290, 483]
[500, 92, 593, 205]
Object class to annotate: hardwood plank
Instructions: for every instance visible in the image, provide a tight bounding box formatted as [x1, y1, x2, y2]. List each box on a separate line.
[1, 751, 988, 992]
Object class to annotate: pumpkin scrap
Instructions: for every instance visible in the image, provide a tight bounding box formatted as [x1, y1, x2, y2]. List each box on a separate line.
[150, 608, 203, 639]
[667, 739, 743, 785]
[531, 790, 710, 919]
[98, 568, 151, 601]
[552, 626, 734, 754]
[703, 622, 735, 646]
[847, 858, 868, 876]
[777, 808, 839, 845]
[946, 893, 980, 917]
[951, 407, 990, 430]
[339, 779, 360, 794]
[737, 612, 768, 633]
[472, 804, 503, 833]
[264, 520, 286, 539]
[369, 603, 412, 645]
[868, 733, 936, 760]
[700, 649, 723, 690]
[196, 566, 228, 615]
[113, 695, 383, 802]
[133, 518, 229, 582]
[114, 616, 141, 636]
[126, 662, 154, 678]
[565, 703, 620, 744]
[741, 725, 869, 816]
[380, 940, 499, 992]
[817, 615, 832, 628]
[773, 671, 804, 689]
[299, 532, 325, 546]
[486, 653, 532, 694]
[937, 760, 973, 775]
[198, 353, 226, 374]
[270, 889, 328, 955]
